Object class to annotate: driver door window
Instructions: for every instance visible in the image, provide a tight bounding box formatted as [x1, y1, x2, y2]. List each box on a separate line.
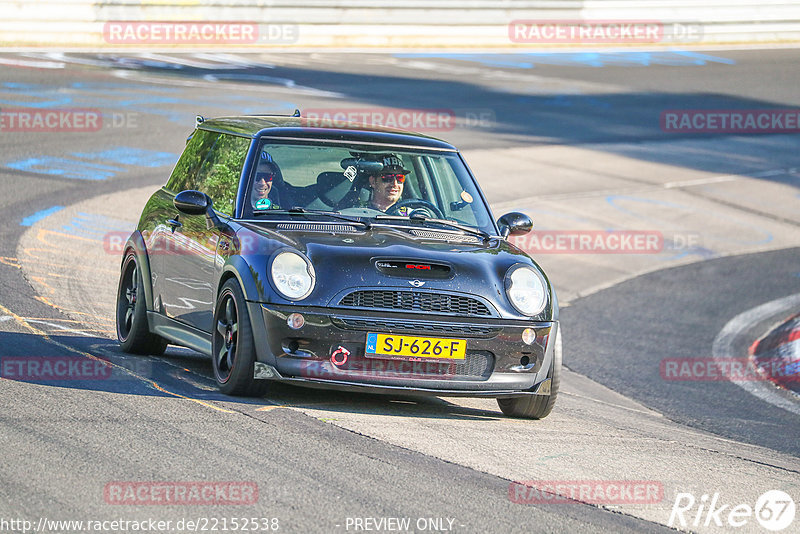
[166, 129, 219, 193]
[195, 133, 250, 217]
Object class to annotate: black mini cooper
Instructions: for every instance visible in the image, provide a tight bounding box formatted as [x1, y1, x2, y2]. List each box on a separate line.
[116, 114, 561, 419]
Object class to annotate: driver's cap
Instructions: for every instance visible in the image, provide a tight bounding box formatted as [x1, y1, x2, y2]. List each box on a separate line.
[380, 154, 409, 175]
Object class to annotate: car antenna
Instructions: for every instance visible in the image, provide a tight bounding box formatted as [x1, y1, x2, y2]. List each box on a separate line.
[292, 109, 301, 117]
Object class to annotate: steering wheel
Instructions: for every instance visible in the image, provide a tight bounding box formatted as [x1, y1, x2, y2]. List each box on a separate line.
[386, 199, 444, 219]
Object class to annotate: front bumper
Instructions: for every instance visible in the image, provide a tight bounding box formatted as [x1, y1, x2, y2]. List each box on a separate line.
[250, 303, 557, 396]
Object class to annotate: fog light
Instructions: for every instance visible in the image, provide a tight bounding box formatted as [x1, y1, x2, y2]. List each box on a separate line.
[522, 328, 535, 345]
[287, 313, 305, 330]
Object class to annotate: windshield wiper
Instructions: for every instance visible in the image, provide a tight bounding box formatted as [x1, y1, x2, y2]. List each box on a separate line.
[255, 207, 371, 229]
[374, 214, 489, 241]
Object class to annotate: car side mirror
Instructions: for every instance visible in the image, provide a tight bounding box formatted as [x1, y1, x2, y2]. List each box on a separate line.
[174, 190, 224, 230]
[497, 212, 533, 239]
[174, 190, 210, 215]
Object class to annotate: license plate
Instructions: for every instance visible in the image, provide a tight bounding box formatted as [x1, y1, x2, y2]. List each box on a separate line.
[365, 333, 467, 361]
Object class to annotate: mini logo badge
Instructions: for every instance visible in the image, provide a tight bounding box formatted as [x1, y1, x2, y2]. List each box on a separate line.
[409, 280, 425, 287]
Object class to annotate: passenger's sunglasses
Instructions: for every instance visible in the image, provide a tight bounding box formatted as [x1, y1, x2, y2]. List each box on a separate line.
[255, 172, 275, 183]
[379, 173, 406, 184]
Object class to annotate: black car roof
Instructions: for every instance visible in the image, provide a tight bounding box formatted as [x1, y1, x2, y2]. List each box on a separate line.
[198, 116, 458, 151]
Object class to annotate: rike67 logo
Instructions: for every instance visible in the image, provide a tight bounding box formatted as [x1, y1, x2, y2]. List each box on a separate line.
[669, 490, 795, 531]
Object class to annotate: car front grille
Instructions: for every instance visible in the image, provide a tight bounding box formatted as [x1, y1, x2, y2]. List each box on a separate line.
[331, 317, 500, 338]
[339, 290, 493, 317]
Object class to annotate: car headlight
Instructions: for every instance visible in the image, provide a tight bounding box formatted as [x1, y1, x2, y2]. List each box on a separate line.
[270, 251, 315, 300]
[505, 264, 547, 316]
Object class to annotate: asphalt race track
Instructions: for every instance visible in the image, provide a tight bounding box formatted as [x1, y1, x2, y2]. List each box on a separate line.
[1, 49, 799, 533]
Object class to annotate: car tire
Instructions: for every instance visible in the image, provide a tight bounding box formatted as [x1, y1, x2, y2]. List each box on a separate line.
[116, 252, 168, 356]
[497, 326, 561, 419]
[212, 279, 269, 397]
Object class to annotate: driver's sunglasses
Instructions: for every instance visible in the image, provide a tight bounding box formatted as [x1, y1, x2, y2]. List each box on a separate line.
[380, 173, 406, 184]
[255, 172, 275, 183]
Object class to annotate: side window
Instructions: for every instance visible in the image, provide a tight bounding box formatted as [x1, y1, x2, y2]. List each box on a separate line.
[165, 129, 219, 193]
[430, 157, 483, 227]
[195, 133, 250, 217]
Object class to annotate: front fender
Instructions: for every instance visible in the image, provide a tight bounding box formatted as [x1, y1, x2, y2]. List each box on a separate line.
[218, 255, 264, 303]
[123, 231, 155, 311]
[218, 255, 276, 365]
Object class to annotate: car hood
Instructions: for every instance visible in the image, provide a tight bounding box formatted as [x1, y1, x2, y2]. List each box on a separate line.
[235, 221, 553, 320]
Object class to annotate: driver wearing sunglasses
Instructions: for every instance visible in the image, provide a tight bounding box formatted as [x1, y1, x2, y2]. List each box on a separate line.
[367, 155, 409, 212]
[251, 152, 282, 210]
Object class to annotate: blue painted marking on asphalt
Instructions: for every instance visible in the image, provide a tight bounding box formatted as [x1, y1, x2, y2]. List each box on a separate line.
[58, 212, 133, 238]
[20, 205, 64, 226]
[61, 224, 105, 238]
[668, 50, 737, 65]
[0, 93, 73, 108]
[395, 51, 736, 68]
[71, 147, 176, 167]
[6, 157, 121, 180]
[658, 247, 717, 262]
[0, 81, 294, 123]
[3, 82, 38, 89]
[5, 147, 178, 180]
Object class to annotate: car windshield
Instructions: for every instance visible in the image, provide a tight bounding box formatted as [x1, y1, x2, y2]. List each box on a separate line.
[242, 141, 496, 235]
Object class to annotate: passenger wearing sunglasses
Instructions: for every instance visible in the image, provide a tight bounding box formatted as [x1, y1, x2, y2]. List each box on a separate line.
[251, 152, 282, 210]
[366, 154, 409, 212]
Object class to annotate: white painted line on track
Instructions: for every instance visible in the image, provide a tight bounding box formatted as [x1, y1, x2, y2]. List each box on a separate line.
[0, 56, 64, 69]
[202, 73, 296, 87]
[24, 319, 95, 337]
[136, 52, 245, 70]
[193, 53, 272, 68]
[712, 293, 800, 416]
[663, 175, 739, 189]
[29, 52, 108, 67]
